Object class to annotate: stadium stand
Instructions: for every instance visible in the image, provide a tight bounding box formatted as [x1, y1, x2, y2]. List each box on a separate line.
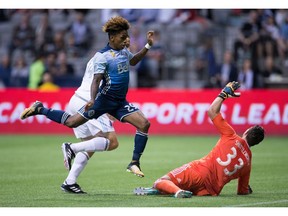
[0, 9, 288, 89]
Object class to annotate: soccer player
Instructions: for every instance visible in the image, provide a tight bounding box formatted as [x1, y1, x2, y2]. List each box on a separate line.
[61, 37, 130, 194]
[134, 81, 265, 198]
[20, 16, 154, 178]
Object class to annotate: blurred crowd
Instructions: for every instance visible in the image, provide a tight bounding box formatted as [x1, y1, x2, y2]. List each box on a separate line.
[0, 9, 287, 90]
[200, 9, 288, 90]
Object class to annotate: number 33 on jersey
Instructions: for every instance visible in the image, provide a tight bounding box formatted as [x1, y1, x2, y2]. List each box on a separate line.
[216, 140, 250, 177]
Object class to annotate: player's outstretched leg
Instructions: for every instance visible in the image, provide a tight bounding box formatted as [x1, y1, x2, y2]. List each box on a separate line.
[174, 190, 193, 198]
[61, 181, 86, 194]
[127, 161, 144, 177]
[134, 187, 160, 196]
[20, 101, 43, 120]
[62, 143, 75, 171]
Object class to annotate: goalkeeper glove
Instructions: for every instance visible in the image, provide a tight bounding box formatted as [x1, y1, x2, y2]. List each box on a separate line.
[218, 81, 241, 100]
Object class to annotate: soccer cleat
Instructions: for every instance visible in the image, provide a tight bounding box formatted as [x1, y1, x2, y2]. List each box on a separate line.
[134, 187, 160, 196]
[61, 181, 86, 194]
[20, 101, 43, 120]
[127, 161, 144, 177]
[61, 142, 75, 171]
[174, 190, 193, 198]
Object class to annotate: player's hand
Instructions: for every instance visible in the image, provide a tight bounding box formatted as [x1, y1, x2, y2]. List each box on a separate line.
[146, 30, 154, 46]
[84, 100, 94, 112]
[218, 81, 241, 99]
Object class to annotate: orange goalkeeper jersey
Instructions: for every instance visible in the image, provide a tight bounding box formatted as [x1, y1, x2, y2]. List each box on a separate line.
[193, 113, 252, 195]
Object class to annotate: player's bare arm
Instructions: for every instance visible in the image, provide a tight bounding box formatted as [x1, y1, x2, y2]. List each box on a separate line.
[85, 73, 103, 112]
[130, 30, 154, 66]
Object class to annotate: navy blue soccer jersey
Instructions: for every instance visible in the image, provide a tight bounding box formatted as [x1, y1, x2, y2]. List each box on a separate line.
[95, 44, 134, 100]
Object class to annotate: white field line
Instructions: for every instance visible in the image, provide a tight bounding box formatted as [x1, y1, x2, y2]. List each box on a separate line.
[226, 199, 288, 207]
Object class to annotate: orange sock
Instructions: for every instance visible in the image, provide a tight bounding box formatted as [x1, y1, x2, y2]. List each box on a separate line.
[154, 179, 181, 195]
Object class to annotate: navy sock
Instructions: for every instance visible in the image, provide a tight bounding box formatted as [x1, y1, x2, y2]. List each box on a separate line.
[132, 131, 148, 162]
[40, 107, 70, 124]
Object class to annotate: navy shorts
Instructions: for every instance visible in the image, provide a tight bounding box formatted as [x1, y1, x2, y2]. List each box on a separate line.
[78, 93, 139, 122]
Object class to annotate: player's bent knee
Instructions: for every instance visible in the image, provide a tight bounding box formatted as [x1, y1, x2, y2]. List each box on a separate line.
[145, 120, 151, 130]
[139, 119, 150, 132]
[107, 139, 119, 151]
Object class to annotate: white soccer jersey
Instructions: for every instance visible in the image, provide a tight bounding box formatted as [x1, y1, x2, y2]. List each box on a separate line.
[68, 51, 116, 138]
[74, 52, 104, 101]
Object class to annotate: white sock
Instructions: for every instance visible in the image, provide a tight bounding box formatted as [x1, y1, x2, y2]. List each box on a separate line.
[70, 137, 110, 154]
[65, 152, 89, 185]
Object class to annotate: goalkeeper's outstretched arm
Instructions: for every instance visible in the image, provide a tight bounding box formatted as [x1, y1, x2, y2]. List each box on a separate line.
[208, 97, 223, 120]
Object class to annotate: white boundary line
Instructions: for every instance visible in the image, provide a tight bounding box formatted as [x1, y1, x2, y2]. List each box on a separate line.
[226, 199, 288, 207]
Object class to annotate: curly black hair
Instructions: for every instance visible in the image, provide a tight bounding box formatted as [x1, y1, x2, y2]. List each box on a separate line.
[102, 16, 130, 38]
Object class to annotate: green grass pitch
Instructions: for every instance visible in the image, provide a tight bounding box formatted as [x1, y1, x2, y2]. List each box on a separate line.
[0, 134, 288, 210]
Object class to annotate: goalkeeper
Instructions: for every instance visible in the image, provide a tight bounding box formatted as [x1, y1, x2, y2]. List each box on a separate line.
[134, 81, 265, 198]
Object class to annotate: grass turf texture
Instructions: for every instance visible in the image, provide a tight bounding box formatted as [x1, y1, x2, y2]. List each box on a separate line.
[0, 135, 288, 208]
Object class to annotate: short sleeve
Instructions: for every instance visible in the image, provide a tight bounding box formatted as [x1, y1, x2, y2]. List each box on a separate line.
[93, 52, 107, 74]
[124, 48, 134, 61]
